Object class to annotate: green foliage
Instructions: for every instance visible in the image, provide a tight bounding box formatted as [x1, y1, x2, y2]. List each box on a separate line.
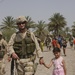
[0, 14, 71, 41]
[2, 29, 16, 42]
[0, 16, 16, 29]
[25, 16, 36, 29]
[48, 13, 67, 35]
[34, 20, 48, 41]
[0, 16, 16, 42]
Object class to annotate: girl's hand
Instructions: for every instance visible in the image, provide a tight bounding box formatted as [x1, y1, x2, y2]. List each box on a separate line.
[43, 63, 50, 69]
[39, 57, 44, 64]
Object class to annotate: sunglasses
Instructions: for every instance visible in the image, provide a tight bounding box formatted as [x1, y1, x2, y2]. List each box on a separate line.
[17, 21, 26, 25]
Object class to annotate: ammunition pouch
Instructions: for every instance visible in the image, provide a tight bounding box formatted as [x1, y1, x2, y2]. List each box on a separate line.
[19, 54, 36, 61]
[13, 41, 26, 57]
[26, 43, 36, 54]
[30, 54, 36, 61]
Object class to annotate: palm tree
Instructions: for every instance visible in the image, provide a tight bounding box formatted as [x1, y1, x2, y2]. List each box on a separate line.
[0, 16, 16, 29]
[48, 13, 67, 35]
[0, 16, 16, 42]
[34, 20, 48, 41]
[65, 27, 70, 36]
[25, 16, 36, 30]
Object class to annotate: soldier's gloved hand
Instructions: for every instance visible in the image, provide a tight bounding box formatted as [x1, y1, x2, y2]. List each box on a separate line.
[39, 57, 44, 64]
[12, 52, 19, 59]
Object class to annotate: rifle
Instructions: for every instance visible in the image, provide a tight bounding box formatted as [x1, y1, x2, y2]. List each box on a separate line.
[11, 58, 14, 75]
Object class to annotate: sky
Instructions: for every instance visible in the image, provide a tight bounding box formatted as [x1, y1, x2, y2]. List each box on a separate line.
[0, 0, 75, 27]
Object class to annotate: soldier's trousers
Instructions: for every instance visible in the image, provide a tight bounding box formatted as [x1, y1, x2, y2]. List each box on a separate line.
[0, 60, 5, 75]
[15, 58, 35, 75]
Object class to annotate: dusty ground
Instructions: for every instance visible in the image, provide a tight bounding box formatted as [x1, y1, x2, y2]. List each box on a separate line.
[5, 42, 75, 75]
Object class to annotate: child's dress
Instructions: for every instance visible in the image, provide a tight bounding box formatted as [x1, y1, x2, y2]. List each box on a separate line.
[52, 56, 64, 75]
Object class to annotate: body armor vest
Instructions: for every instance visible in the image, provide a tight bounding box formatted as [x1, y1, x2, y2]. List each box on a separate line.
[13, 31, 36, 58]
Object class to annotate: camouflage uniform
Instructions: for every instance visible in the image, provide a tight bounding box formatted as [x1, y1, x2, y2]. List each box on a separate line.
[0, 31, 8, 75]
[8, 16, 43, 75]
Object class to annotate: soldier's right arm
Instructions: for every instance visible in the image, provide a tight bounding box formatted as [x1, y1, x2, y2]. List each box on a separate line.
[8, 33, 16, 55]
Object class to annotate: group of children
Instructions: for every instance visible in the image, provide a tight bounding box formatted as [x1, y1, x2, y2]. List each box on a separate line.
[52, 37, 67, 56]
[43, 35, 67, 75]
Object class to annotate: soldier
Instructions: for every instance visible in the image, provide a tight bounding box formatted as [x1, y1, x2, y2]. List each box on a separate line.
[0, 31, 8, 75]
[45, 34, 51, 50]
[8, 16, 44, 75]
[69, 36, 73, 48]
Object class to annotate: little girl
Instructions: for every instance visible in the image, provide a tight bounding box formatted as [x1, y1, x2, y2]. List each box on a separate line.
[43, 47, 66, 75]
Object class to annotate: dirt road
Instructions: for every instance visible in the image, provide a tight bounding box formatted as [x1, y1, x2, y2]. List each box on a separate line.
[35, 43, 75, 75]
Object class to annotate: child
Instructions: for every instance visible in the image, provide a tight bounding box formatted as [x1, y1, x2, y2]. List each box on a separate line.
[62, 39, 67, 56]
[52, 38, 57, 48]
[43, 47, 66, 75]
[73, 38, 75, 50]
[55, 40, 60, 49]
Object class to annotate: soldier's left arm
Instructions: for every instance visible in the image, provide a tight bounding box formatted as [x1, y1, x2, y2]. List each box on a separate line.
[31, 33, 44, 64]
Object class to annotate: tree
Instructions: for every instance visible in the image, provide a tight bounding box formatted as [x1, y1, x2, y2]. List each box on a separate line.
[48, 13, 67, 35]
[64, 27, 70, 37]
[0, 16, 16, 42]
[25, 16, 36, 30]
[34, 20, 48, 41]
[71, 22, 75, 37]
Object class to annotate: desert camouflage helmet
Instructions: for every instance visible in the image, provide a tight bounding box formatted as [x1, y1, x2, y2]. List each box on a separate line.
[16, 16, 28, 23]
